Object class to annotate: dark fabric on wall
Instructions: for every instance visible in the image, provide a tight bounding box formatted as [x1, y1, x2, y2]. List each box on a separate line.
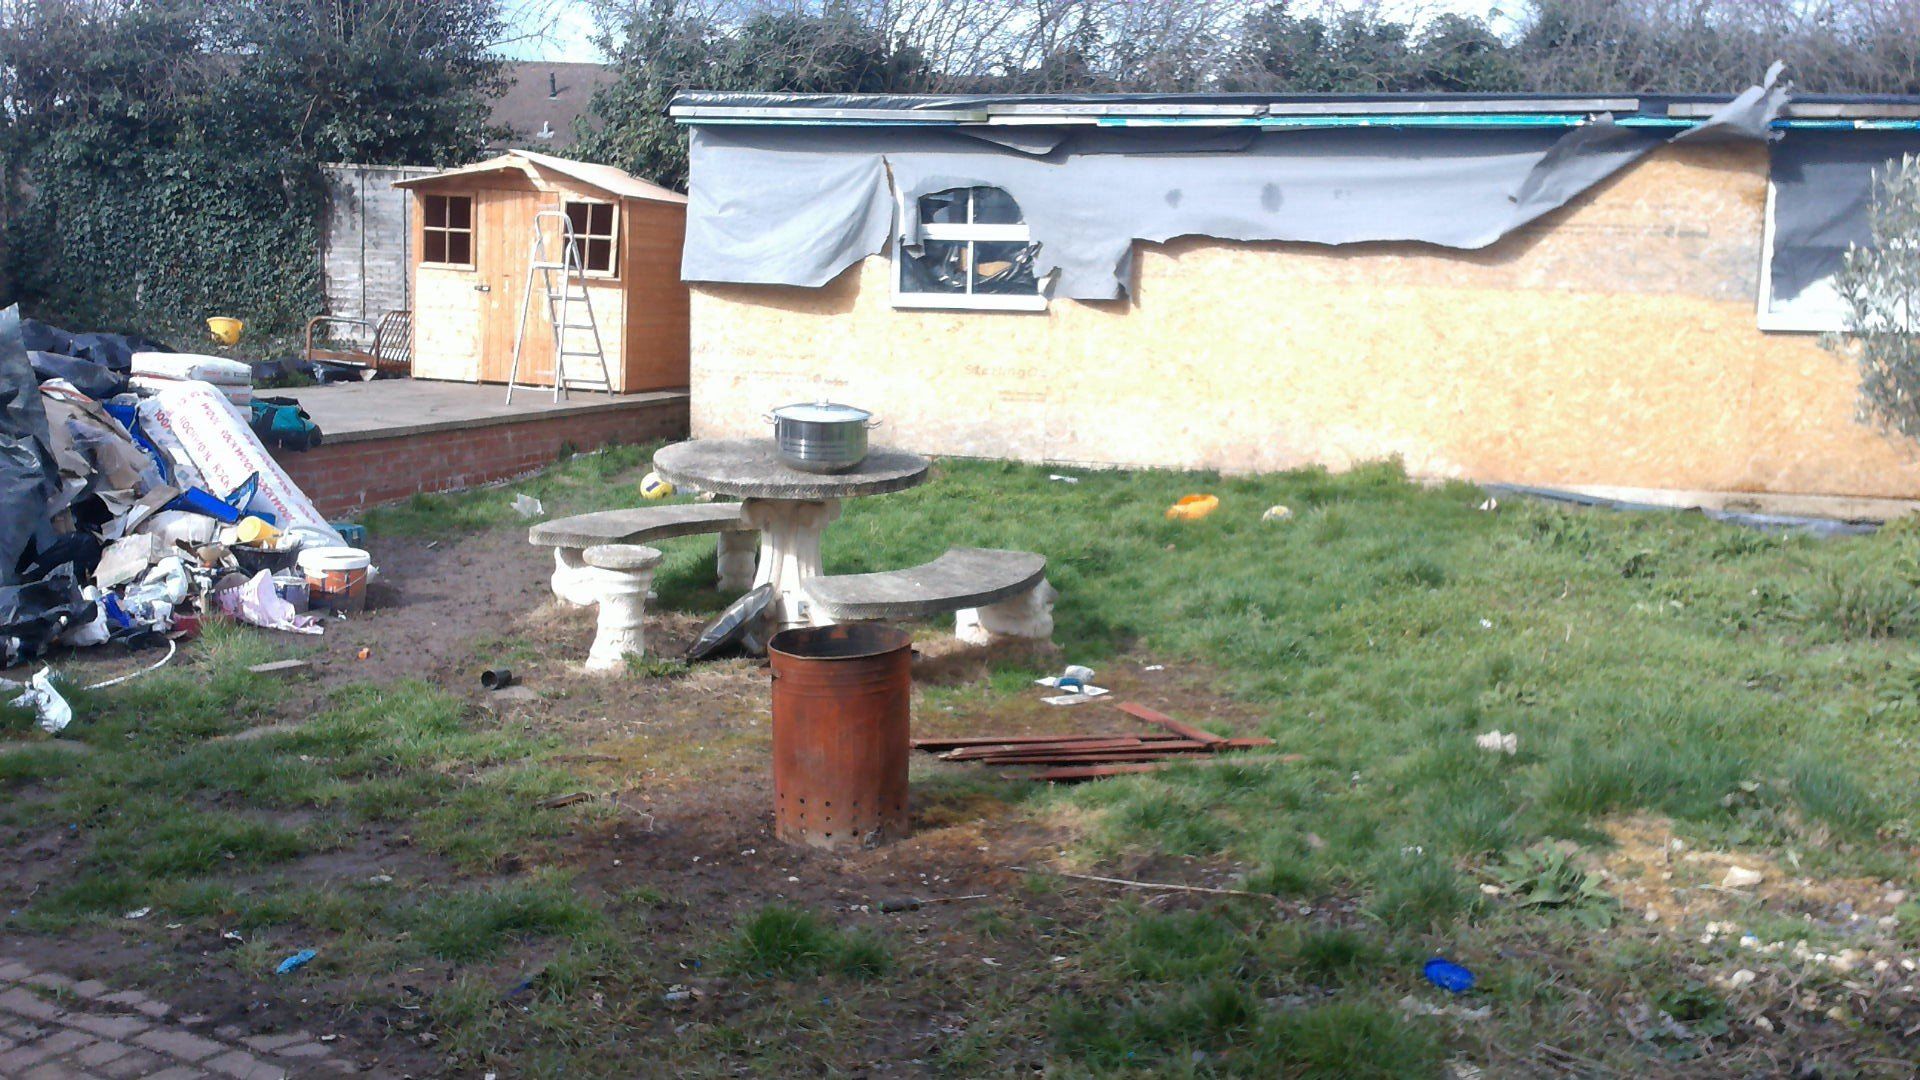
[1769, 129, 1920, 303]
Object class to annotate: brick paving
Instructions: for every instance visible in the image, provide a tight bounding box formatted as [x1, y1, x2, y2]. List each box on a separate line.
[0, 956, 362, 1078]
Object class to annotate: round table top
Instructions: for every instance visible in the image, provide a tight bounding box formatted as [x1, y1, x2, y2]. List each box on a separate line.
[653, 439, 930, 500]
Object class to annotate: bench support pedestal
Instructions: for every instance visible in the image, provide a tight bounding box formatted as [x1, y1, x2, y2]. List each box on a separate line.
[955, 579, 1058, 645]
[717, 530, 757, 593]
[551, 548, 598, 607]
[741, 498, 841, 630]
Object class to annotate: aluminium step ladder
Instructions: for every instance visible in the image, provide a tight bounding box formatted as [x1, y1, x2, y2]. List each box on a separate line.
[505, 209, 615, 404]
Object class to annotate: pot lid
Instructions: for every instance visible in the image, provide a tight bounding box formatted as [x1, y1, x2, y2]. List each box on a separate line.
[772, 400, 870, 423]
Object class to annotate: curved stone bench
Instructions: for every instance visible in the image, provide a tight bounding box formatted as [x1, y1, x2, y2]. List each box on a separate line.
[802, 547, 1055, 643]
[530, 503, 757, 606]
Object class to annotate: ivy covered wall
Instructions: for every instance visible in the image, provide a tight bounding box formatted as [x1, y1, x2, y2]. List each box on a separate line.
[9, 142, 325, 346]
[0, 0, 506, 351]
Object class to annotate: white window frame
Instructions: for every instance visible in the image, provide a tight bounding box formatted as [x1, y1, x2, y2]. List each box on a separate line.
[891, 187, 1048, 312]
[1757, 178, 1850, 334]
[561, 197, 620, 279]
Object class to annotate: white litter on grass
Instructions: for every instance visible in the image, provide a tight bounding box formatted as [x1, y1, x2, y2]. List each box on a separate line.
[1722, 866, 1765, 889]
[1048, 474, 1080, 484]
[123, 907, 151, 920]
[1474, 730, 1518, 755]
[1477, 498, 1499, 512]
[1034, 677, 1109, 706]
[1035, 668, 1108, 705]
[7, 668, 73, 733]
[1478, 618, 1493, 629]
[1723, 969, 1757, 989]
[512, 493, 545, 518]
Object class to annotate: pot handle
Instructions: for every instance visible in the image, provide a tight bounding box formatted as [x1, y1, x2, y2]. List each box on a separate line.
[761, 412, 775, 425]
[865, 417, 884, 429]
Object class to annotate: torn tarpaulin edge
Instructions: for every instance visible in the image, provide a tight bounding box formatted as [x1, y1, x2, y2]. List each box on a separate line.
[681, 67, 1788, 300]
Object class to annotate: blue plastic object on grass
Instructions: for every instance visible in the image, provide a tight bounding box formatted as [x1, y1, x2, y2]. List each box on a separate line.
[1423, 957, 1475, 994]
[274, 949, 317, 975]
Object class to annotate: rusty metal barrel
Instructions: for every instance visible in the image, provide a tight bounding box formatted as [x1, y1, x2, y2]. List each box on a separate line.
[767, 623, 912, 850]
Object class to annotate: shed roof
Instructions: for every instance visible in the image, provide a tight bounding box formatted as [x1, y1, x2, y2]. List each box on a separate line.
[394, 149, 687, 204]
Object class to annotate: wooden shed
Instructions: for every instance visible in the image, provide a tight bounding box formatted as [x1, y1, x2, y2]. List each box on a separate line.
[394, 149, 689, 393]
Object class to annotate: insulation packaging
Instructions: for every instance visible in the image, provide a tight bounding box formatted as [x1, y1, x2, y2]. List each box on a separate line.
[142, 380, 342, 547]
[132, 352, 254, 407]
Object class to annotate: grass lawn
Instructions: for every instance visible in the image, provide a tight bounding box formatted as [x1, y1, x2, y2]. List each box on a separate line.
[5, 445, 1919, 1076]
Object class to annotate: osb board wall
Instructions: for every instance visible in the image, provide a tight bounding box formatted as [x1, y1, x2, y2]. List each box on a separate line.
[688, 139, 1920, 500]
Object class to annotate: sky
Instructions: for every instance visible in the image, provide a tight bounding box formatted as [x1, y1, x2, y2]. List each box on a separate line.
[498, 0, 606, 63]
[494, 0, 1514, 65]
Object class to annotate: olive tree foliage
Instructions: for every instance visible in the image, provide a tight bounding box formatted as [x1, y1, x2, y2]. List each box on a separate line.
[580, 0, 1920, 190]
[0, 0, 509, 339]
[1829, 158, 1920, 444]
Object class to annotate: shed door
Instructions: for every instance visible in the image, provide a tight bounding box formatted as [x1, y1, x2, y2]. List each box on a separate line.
[481, 191, 562, 385]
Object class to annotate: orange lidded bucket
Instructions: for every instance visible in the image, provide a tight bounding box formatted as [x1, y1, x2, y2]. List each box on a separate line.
[298, 546, 371, 612]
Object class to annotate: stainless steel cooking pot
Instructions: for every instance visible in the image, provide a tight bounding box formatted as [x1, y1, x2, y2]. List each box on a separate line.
[766, 401, 879, 474]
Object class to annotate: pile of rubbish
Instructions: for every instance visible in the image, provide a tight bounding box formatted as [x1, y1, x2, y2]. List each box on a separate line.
[1, 305, 359, 671]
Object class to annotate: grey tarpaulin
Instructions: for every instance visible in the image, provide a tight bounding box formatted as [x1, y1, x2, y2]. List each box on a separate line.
[1768, 129, 1920, 303]
[681, 69, 1786, 299]
[0, 305, 59, 586]
[682, 140, 895, 289]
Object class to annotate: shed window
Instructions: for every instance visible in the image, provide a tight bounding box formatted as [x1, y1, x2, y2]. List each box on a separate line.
[563, 200, 618, 276]
[894, 187, 1044, 311]
[422, 194, 473, 267]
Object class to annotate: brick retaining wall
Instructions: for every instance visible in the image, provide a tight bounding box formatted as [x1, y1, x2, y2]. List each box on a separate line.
[272, 395, 687, 515]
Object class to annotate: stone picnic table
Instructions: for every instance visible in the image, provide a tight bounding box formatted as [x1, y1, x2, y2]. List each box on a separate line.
[652, 438, 930, 629]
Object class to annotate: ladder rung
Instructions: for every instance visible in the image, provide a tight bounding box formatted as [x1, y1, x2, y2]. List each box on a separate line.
[559, 324, 597, 331]
[559, 351, 605, 358]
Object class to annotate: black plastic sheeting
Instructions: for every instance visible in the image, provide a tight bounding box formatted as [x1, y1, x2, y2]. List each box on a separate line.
[29, 351, 129, 400]
[22, 318, 166, 375]
[0, 307, 59, 588]
[1767, 128, 1920, 304]
[1481, 483, 1880, 537]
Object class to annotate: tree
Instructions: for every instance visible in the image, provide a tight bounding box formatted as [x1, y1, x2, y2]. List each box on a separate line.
[0, 0, 509, 339]
[577, 0, 931, 190]
[1830, 157, 1920, 444]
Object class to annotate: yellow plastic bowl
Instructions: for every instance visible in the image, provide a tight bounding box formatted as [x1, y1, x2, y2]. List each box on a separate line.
[1165, 494, 1220, 521]
[206, 317, 243, 346]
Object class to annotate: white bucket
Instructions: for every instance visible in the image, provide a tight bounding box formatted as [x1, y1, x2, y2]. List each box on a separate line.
[298, 546, 371, 612]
